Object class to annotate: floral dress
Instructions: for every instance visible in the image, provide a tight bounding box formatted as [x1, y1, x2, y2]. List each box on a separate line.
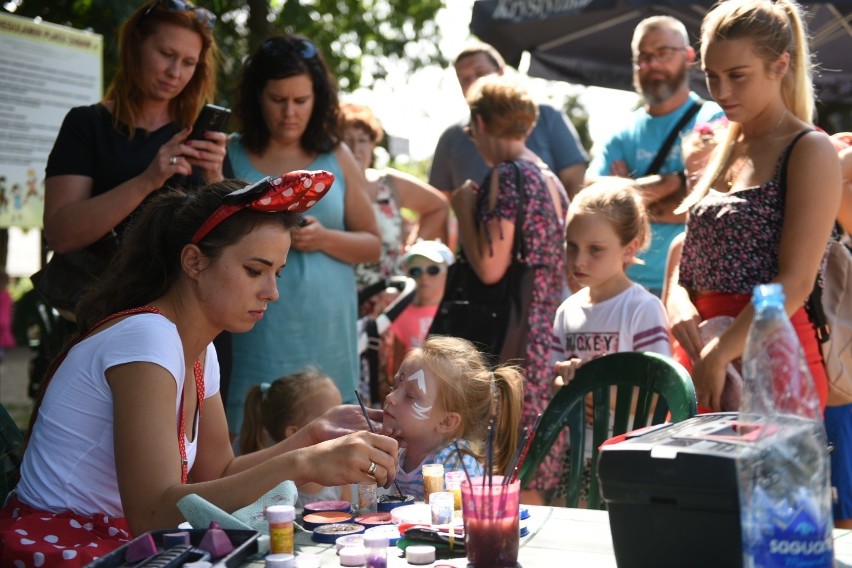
[476, 158, 568, 492]
[355, 174, 404, 291]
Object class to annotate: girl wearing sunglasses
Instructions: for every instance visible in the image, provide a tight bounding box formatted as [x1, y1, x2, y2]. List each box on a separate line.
[390, 239, 454, 371]
[0, 173, 399, 566]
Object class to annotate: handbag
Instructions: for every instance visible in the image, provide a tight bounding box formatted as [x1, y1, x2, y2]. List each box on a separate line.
[30, 231, 119, 318]
[428, 161, 536, 365]
[809, 239, 852, 406]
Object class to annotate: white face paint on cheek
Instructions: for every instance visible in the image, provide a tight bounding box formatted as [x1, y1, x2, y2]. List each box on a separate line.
[407, 368, 432, 421]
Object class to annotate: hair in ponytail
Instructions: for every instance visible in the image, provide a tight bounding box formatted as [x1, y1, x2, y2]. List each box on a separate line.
[677, 0, 813, 212]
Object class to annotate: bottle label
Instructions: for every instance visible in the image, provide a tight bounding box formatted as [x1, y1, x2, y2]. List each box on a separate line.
[269, 522, 294, 554]
[747, 496, 833, 567]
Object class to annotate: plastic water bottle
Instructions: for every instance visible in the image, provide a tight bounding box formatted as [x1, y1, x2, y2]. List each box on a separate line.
[741, 283, 821, 421]
[738, 283, 833, 567]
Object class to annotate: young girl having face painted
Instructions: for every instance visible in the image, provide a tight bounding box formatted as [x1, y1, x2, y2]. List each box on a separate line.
[381, 335, 525, 500]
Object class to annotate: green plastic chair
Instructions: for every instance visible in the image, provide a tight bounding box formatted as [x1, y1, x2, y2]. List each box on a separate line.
[518, 351, 697, 509]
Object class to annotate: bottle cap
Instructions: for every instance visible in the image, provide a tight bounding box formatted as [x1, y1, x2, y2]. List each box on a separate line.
[338, 545, 367, 566]
[265, 505, 295, 523]
[406, 545, 436, 565]
[363, 532, 389, 548]
[264, 553, 295, 568]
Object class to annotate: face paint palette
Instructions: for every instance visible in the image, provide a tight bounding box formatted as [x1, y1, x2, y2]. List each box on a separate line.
[377, 494, 415, 512]
[311, 523, 366, 544]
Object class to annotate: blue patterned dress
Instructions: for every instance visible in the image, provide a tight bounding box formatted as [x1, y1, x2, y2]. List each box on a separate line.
[225, 136, 359, 433]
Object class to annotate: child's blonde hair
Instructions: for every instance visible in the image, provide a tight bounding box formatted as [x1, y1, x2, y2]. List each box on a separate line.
[239, 369, 337, 455]
[415, 335, 525, 475]
[568, 178, 651, 262]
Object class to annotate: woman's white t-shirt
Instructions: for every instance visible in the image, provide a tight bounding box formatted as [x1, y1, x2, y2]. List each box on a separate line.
[17, 314, 219, 517]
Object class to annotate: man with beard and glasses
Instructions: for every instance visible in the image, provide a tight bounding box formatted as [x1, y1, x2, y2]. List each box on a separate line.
[588, 16, 723, 297]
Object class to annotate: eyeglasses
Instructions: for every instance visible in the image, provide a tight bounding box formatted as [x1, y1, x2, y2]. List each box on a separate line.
[632, 46, 687, 69]
[262, 37, 319, 61]
[143, 0, 217, 30]
[191, 170, 333, 244]
[408, 265, 442, 278]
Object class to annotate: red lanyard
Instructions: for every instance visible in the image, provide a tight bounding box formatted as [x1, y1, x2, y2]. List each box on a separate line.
[179, 359, 205, 483]
[36, 306, 204, 484]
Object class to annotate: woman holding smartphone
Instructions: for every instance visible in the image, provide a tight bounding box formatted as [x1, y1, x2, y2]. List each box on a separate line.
[43, 0, 225, 258]
[37, 0, 231, 396]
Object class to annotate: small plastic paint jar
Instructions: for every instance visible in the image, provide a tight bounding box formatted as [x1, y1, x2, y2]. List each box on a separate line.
[339, 545, 367, 567]
[429, 491, 454, 525]
[405, 545, 436, 565]
[266, 504, 295, 555]
[363, 533, 388, 568]
[421, 463, 444, 504]
[264, 553, 295, 568]
[358, 480, 378, 515]
[444, 471, 466, 510]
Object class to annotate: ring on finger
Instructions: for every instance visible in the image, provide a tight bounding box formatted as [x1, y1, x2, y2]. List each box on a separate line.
[169, 156, 179, 166]
[367, 461, 377, 477]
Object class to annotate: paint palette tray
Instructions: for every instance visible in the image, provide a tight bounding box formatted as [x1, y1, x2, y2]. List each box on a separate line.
[86, 528, 259, 567]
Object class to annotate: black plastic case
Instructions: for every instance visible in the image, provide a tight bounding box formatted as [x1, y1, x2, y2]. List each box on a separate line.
[85, 528, 259, 568]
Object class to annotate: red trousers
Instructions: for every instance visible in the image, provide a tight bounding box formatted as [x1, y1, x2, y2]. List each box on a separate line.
[673, 291, 827, 412]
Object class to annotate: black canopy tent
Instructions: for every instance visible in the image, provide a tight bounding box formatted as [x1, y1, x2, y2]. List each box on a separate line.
[470, 0, 852, 106]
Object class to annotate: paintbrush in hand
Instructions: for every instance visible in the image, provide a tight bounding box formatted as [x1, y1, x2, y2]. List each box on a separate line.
[355, 390, 404, 497]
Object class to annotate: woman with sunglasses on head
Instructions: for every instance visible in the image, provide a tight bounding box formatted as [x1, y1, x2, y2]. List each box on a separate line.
[0, 174, 399, 567]
[225, 35, 381, 435]
[43, 0, 226, 262]
[451, 75, 568, 505]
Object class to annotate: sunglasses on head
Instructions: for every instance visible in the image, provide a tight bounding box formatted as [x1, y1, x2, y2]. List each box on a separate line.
[262, 37, 319, 61]
[408, 265, 442, 278]
[191, 170, 333, 244]
[143, 0, 217, 30]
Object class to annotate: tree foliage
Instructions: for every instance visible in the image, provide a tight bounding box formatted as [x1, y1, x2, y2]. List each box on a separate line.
[4, 0, 447, 102]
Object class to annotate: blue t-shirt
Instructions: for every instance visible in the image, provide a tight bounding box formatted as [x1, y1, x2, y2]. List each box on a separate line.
[429, 104, 588, 191]
[589, 92, 725, 292]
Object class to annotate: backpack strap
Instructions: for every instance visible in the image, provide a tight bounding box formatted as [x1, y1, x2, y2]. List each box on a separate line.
[644, 98, 705, 177]
[779, 129, 830, 343]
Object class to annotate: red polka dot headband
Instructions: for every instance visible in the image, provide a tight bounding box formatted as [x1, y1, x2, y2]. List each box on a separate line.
[191, 170, 334, 244]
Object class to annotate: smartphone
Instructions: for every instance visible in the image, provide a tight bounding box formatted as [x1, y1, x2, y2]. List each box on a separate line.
[634, 174, 663, 187]
[187, 104, 231, 141]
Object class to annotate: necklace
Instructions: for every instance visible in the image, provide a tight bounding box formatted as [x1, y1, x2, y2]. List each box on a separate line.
[726, 111, 788, 190]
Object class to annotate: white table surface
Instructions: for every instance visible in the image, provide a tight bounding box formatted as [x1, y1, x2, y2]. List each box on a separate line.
[241, 505, 852, 567]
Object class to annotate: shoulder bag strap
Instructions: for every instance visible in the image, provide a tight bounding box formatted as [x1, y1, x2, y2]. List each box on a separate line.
[779, 129, 830, 343]
[509, 160, 528, 263]
[644, 99, 705, 176]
